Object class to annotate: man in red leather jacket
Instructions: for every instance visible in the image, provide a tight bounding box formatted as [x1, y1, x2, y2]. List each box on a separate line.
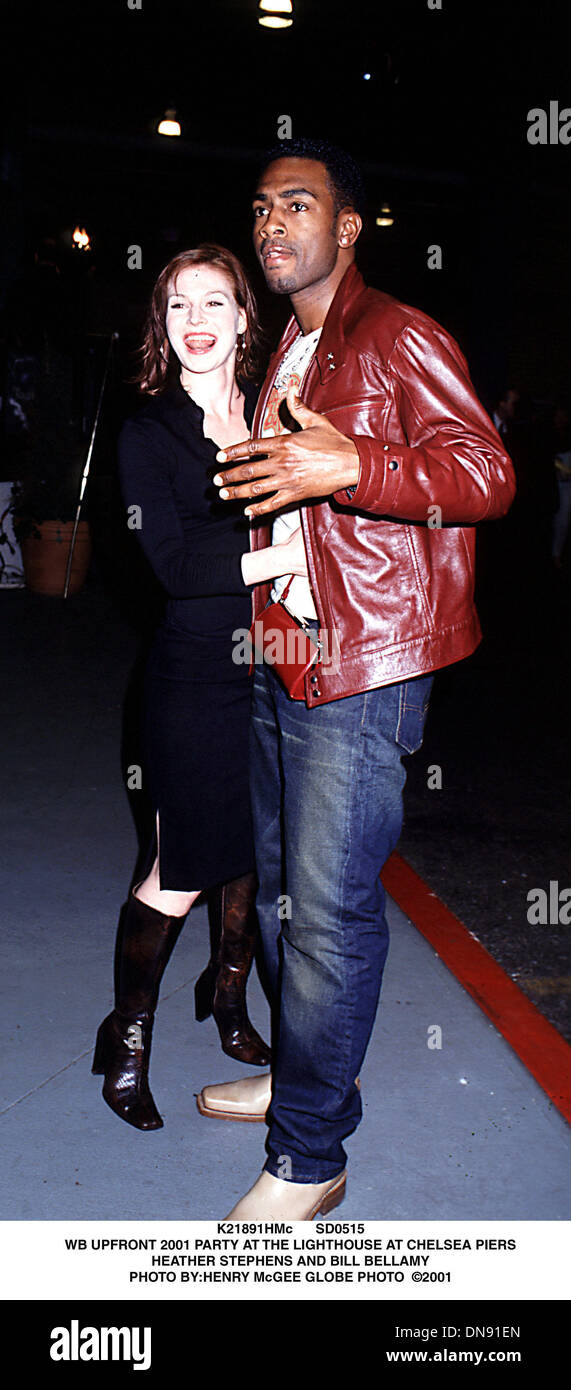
[199, 139, 516, 1219]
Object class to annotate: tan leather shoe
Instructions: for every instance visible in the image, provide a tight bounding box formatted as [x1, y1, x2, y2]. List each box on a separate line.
[196, 1072, 361, 1122]
[225, 1169, 347, 1221]
[196, 1071, 272, 1122]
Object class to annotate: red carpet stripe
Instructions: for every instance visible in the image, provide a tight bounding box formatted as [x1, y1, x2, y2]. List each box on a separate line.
[382, 852, 571, 1125]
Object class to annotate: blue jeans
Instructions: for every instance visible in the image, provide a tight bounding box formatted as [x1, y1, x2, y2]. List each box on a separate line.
[250, 661, 433, 1183]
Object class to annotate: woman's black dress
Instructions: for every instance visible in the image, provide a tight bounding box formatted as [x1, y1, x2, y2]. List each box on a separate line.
[118, 380, 257, 891]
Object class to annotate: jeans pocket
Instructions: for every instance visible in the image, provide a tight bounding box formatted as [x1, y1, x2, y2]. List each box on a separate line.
[396, 675, 434, 754]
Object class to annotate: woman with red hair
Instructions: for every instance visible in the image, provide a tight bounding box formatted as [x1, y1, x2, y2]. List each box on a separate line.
[92, 244, 307, 1130]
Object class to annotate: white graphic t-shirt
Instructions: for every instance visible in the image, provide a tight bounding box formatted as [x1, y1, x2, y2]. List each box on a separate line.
[260, 328, 322, 620]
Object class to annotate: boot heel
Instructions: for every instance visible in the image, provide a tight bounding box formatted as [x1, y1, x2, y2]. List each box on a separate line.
[91, 1020, 109, 1075]
[194, 966, 216, 1023]
[317, 1175, 347, 1216]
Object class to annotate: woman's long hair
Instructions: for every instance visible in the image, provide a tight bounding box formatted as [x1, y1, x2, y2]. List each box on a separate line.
[136, 243, 265, 394]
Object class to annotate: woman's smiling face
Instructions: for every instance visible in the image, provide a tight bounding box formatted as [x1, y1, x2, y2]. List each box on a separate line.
[165, 264, 247, 379]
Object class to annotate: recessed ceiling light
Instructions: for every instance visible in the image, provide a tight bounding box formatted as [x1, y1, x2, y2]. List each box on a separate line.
[157, 109, 181, 137]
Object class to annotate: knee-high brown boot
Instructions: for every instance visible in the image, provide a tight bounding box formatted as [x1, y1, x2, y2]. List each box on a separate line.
[92, 891, 187, 1130]
[194, 872, 271, 1066]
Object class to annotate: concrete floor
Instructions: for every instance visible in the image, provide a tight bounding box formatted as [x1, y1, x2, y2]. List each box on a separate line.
[1, 581, 570, 1221]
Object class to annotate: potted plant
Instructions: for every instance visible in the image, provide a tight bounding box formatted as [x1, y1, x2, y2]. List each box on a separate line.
[10, 349, 92, 596]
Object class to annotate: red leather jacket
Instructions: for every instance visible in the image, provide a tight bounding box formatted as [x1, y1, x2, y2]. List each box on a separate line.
[250, 263, 515, 705]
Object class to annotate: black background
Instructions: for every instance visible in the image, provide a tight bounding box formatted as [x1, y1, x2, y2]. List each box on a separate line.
[2, 0, 570, 402]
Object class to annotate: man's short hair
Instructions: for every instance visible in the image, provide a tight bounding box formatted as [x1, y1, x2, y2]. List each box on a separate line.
[259, 138, 366, 219]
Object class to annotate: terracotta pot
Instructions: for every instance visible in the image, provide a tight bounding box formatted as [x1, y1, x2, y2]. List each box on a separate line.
[20, 520, 92, 596]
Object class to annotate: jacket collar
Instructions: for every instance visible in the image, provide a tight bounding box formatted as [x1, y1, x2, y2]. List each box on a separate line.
[270, 263, 366, 384]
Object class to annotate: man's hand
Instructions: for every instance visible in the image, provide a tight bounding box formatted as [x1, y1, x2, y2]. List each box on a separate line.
[213, 382, 360, 518]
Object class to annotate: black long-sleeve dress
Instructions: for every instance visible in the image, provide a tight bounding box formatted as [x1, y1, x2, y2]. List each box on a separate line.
[118, 379, 257, 891]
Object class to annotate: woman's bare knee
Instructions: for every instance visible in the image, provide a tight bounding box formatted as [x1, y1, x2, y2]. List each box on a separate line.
[135, 866, 200, 917]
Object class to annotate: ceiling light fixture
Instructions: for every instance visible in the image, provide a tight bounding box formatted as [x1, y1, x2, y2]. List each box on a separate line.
[72, 226, 91, 251]
[376, 204, 394, 227]
[258, 0, 293, 29]
[157, 109, 181, 137]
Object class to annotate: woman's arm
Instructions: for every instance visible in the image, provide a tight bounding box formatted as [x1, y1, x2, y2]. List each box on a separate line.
[119, 417, 308, 596]
[119, 418, 248, 597]
[241, 527, 308, 586]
